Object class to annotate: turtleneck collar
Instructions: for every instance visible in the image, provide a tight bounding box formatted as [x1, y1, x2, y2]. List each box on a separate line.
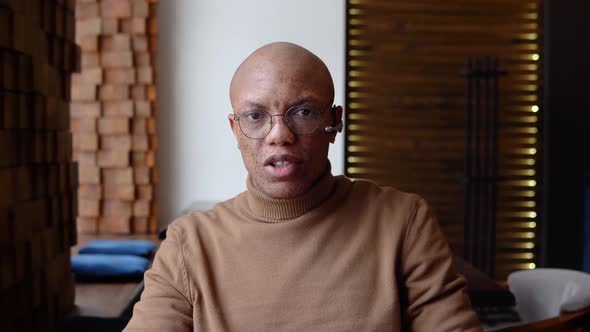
[243, 162, 336, 223]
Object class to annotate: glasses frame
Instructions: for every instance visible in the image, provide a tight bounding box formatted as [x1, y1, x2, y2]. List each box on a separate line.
[231, 105, 336, 139]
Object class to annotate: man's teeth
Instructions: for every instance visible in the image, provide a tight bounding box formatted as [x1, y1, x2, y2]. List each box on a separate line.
[272, 161, 291, 167]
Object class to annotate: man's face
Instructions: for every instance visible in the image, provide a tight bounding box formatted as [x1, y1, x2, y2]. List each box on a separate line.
[229, 52, 341, 199]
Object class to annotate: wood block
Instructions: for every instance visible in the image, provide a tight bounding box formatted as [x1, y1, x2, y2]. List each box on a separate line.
[100, 216, 131, 234]
[0, 168, 15, 209]
[0, 248, 16, 289]
[15, 167, 32, 202]
[13, 204, 34, 242]
[76, 18, 102, 37]
[136, 67, 152, 84]
[78, 199, 99, 217]
[0, 208, 10, 245]
[101, 134, 132, 150]
[103, 101, 133, 117]
[134, 100, 151, 117]
[70, 102, 100, 118]
[137, 185, 152, 200]
[99, 84, 130, 101]
[70, 117, 96, 133]
[74, 151, 96, 165]
[147, 117, 156, 134]
[102, 200, 132, 219]
[2, 51, 16, 90]
[101, 0, 132, 18]
[16, 54, 32, 92]
[16, 94, 31, 130]
[76, 217, 97, 234]
[101, 34, 131, 51]
[132, 0, 149, 17]
[146, 151, 155, 167]
[66, 11, 76, 42]
[78, 163, 100, 184]
[130, 85, 146, 100]
[133, 166, 150, 185]
[104, 68, 135, 84]
[148, 135, 158, 151]
[77, 35, 99, 52]
[100, 52, 133, 68]
[133, 200, 150, 217]
[72, 134, 98, 151]
[81, 52, 100, 68]
[56, 5, 66, 37]
[131, 134, 148, 151]
[2, 92, 17, 129]
[148, 17, 158, 35]
[103, 167, 133, 184]
[132, 217, 148, 233]
[133, 52, 151, 67]
[98, 117, 129, 134]
[131, 36, 148, 52]
[56, 100, 71, 132]
[147, 84, 157, 101]
[71, 68, 102, 85]
[78, 184, 101, 200]
[30, 235, 43, 275]
[75, 2, 99, 19]
[103, 182, 134, 200]
[121, 17, 146, 34]
[97, 149, 129, 167]
[101, 18, 119, 35]
[0, 8, 11, 49]
[131, 118, 146, 134]
[71, 83, 96, 102]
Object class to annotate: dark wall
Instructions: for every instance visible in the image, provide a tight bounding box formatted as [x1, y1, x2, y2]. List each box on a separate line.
[541, 0, 590, 269]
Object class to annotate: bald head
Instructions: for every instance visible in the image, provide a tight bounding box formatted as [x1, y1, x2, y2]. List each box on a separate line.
[230, 42, 335, 109]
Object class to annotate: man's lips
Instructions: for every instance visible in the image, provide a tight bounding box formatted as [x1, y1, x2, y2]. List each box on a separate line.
[263, 154, 303, 178]
[263, 154, 303, 167]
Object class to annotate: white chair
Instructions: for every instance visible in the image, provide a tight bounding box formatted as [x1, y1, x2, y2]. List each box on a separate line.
[506, 268, 590, 331]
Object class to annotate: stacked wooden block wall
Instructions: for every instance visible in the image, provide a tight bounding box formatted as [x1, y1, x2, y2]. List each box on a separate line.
[0, 0, 79, 331]
[72, 0, 158, 234]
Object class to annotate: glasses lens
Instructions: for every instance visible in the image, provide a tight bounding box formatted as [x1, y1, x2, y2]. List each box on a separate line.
[239, 111, 271, 138]
[286, 108, 321, 134]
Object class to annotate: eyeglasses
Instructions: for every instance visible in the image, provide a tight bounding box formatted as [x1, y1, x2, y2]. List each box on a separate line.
[232, 106, 334, 139]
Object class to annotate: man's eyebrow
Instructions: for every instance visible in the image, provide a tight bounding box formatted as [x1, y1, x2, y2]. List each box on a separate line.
[242, 101, 267, 109]
[288, 96, 323, 108]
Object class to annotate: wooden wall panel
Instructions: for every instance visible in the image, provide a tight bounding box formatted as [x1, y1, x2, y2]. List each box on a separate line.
[72, 0, 158, 235]
[345, 0, 542, 279]
[0, 0, 79, 330]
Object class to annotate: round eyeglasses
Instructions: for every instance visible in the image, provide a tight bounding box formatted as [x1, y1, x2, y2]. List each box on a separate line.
[232, 106, 334, 139]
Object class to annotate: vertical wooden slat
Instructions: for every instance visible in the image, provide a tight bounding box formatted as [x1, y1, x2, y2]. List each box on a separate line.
[345, 0, 542, 279]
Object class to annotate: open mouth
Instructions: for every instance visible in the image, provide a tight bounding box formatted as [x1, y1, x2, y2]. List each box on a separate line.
[264, 155, 303, 178]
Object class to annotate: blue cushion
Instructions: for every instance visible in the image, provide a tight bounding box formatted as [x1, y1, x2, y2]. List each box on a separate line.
[71, 254, 150, 282]
[78, 240, 156, 257]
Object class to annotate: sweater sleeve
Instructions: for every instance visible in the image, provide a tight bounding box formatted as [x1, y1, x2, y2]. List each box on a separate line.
[123, 224, 194, 332]
[399, 197, 483, 332]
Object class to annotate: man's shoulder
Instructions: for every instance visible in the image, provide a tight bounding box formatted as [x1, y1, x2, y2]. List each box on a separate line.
[345, 176, 424, 207]
[167, 194, 244, 234]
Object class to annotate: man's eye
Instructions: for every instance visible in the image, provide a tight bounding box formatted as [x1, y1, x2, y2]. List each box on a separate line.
[293, 109, 312, 117]
[245, 112, 263, 121]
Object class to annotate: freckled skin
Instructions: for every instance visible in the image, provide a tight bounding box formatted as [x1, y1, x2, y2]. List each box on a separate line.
[228, 42, 343, 199]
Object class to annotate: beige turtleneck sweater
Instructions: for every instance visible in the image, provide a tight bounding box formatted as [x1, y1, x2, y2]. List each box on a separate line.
[124, 171, 482, 331]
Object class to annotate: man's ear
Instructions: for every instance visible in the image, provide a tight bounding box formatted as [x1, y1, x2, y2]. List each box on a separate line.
[228, 114, 240, 142]
[329, 105, 344, 144]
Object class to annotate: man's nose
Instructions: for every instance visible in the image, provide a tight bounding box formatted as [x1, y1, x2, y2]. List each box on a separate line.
[265, 115, 296, 145]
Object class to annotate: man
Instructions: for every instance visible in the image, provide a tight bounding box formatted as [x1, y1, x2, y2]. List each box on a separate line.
[124, 42, 482, 331]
